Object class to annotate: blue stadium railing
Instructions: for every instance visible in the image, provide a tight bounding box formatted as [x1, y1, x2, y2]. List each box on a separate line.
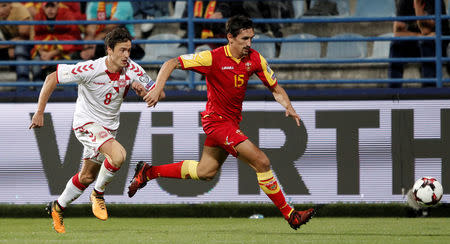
[0, 0, 449, 91]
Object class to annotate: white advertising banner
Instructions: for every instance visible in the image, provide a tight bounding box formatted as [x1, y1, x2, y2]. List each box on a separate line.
[0, 100, 448, 204]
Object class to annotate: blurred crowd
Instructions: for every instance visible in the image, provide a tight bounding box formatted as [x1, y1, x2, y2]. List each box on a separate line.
[0, 0, 295, 82]
[0, 0, 449, 88]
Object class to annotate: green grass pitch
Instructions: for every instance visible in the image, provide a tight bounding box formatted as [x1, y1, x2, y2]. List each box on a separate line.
[0, 217, 449, 243]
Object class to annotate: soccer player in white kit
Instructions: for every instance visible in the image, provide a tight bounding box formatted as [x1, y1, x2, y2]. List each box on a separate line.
[29, 27, 162, 233]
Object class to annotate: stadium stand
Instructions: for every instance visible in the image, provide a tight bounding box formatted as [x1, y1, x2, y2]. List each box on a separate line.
[170, 0, 187, 19]
[309, 0, 351, 16]
[252, 33, 277, 59]
[292, 0, 306, 18]
[278, 34, 321, 59]
[0, 0, 450, 95]
[369, 33, 393, 59]
[142, 33, 187, 61]
[325, 33, 367, 58]
[354, 0, 396, 17]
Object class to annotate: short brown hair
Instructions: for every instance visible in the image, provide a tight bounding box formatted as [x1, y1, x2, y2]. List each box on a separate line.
[104, 27, 132, 50]
[226, 15, 254, 37]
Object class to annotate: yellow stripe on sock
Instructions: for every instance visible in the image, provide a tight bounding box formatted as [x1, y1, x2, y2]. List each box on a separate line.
[256, 170, 274, 181]
[181, 161, 189, 179]
[257, 170, 280, 194]
[181, 160, 199, 180]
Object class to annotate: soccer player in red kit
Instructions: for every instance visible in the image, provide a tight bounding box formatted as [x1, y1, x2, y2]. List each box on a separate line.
[128, 15, 315, 230]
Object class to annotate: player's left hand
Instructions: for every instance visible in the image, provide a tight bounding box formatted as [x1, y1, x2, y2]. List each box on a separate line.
[285, 107, 301, 127]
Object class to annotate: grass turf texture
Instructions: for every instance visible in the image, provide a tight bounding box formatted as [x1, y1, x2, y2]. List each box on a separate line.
[0, 217, 449, 243]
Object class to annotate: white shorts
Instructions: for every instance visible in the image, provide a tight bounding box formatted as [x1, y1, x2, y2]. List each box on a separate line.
[74, 122, 116, 164]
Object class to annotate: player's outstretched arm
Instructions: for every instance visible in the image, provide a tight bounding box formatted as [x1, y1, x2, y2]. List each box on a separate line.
[270, 84, 301, 127]
[144, 57, 181, 107]
[29, 72, 58, 129]
[132, 81, 166, 100]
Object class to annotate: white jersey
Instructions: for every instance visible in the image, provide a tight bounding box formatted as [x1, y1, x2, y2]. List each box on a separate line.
[57, 56, 152, 130]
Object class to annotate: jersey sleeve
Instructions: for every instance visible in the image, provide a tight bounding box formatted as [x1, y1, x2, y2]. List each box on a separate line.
[255, 54, 278, 88]
[178, 50, 212, 75]
[128, 62, 154, 90]
[56, 61, 94, 84]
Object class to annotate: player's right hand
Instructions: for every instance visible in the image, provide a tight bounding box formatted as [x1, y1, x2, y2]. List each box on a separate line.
[143, 90, 160, 108]
[29, 112, 44, 129]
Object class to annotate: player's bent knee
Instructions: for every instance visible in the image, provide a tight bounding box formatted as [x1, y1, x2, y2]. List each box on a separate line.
[109, 150, 126, 168]
[106, 144, 127, 168]
[79, 173, 96, 185]
[255, 155, 271, 172]
[199, 169, 218, 181]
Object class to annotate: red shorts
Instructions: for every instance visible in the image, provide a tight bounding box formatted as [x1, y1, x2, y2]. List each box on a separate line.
[201, 112, 248, 157]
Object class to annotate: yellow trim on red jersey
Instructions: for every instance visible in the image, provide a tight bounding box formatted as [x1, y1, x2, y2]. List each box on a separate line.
[259, 54, 277, 86]
[224, 44, 231, 57]
[179, 50, 213, 69]
[224, 45, 242, 64]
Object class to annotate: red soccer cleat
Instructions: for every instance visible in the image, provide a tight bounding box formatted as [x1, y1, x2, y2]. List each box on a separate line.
[127, 161, 152, 198]
[287, 208, 315, 230]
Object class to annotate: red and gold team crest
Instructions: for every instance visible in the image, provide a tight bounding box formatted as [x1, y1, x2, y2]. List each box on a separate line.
[235, 129, 244, 135]
[265, 180, 278, 191]
[245, 62, 252, 71]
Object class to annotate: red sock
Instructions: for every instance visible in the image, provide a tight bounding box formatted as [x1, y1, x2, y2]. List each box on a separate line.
[257, 171, 293, 219]
[146, 161, 183, 180]
[72, 172, 87, 190]
[266, 190, 293, 219]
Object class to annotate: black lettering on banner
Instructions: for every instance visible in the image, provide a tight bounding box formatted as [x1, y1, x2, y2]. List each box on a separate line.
[30, 113, 82, 195]
[392, 109, 450, 194]
[104, 112, 141, 194]
[32, 112, 141, 195]
[239, 111, 309, 195]
[316, 110, 379, 195]
[152, 112, 220, 197]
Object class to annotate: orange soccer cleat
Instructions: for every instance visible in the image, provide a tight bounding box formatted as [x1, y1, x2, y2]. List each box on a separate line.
[46, 201, 65, 233]
[90, 191, 108, 221]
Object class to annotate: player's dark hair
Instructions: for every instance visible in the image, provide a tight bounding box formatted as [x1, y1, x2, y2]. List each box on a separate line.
[226, 15, 254, 37]
[104, 27, 132, 51]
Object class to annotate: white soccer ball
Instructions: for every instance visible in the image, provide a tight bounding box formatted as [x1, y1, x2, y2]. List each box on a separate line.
[412, 177, 443, 207]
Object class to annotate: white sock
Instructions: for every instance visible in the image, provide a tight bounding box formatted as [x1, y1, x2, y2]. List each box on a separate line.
[57, 175, 85, 208]
[94, 160, 119, 193]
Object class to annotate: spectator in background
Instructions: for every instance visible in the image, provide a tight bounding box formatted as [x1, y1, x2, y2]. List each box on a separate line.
[243, 1, 294, 38]
[181, 1, 247, 49]
[389, 0, 450, 88]
[31, 2, 82, 81]
[131, 1, 170, 38]
[302, 0, 338, 16]
[0, 2, 32, 82]
[75, 1, 144, 60]
[23, 1, 85, 20]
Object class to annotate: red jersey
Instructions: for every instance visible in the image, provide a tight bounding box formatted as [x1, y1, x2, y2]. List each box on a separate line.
[178, 45, 278, 122]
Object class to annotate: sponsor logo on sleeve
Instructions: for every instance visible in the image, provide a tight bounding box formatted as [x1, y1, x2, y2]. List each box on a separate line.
[181, 54, 195, 60]
[139, 74, 150, 84]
